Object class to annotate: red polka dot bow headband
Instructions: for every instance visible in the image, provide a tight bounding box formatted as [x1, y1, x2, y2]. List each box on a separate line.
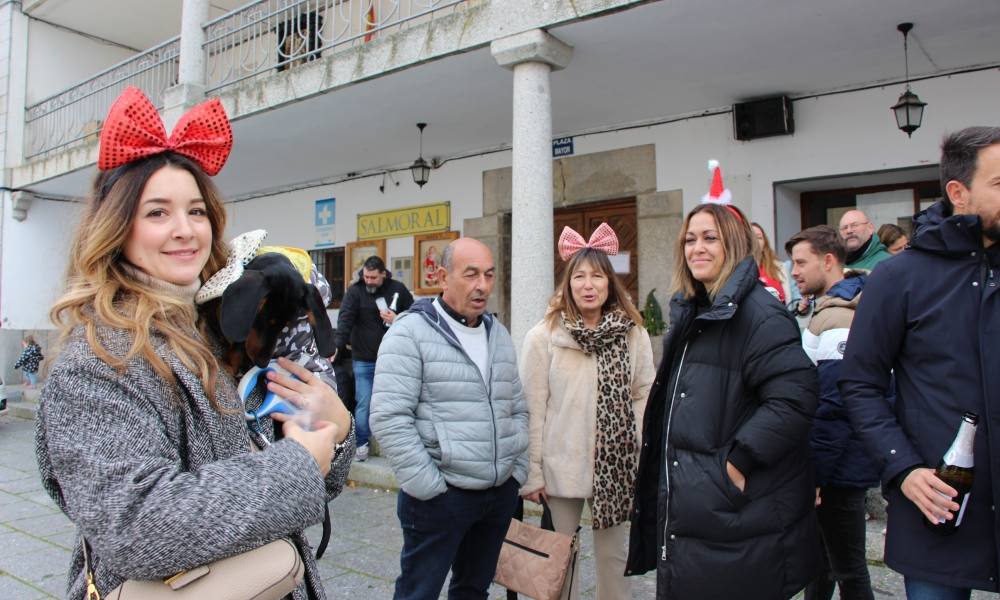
[558, 222, 619, 261]
[98, 86, 233, 176]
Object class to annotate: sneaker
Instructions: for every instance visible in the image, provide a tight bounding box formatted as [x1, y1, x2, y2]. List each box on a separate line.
[356, 444, 369, 462]
[0, 398, 6, 411]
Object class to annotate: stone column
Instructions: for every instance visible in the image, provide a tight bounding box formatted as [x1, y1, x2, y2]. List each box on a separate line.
[163, 0, 210, 129]
[491, 29, 572, 352]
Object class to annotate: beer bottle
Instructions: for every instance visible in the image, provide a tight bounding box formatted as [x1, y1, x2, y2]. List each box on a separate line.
[925, 412, 978, 536]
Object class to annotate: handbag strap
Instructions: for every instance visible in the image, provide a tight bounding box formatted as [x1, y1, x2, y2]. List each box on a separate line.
[80, 537, 102, 600]
[315, 504, 331, 559]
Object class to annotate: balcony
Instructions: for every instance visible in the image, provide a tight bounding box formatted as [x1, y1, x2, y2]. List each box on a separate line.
[23, 37, 180, 160]
[22, 0, 468, 160]
[204, 0, 466, 93]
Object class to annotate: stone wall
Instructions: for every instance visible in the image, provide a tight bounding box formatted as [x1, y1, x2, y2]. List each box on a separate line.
[476, 143, 683, 333]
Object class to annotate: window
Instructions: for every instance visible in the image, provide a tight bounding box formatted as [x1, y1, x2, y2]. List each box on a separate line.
[310, 247, 345, 308]
[276, 10, 323, 72]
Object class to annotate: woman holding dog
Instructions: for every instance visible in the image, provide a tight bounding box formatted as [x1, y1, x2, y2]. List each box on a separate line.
[626, 179, 821, 599]
[519, 223, 655, 600]
[34, 87, 353, 600]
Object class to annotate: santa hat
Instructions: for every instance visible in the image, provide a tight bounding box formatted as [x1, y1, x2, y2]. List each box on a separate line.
[701, 159, 732, 205]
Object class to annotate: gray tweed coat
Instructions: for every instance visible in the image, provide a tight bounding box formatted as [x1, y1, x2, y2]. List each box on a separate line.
[35, 325, 355, 600]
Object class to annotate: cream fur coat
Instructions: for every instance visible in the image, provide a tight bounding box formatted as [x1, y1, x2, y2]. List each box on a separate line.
[519, 318, 655, 498]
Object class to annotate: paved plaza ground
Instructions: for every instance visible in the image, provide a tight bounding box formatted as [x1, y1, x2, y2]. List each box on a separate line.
[1, 410, 997, 599]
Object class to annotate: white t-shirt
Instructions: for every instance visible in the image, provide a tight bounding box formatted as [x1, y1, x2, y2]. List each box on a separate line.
[434, 298, 489, 383]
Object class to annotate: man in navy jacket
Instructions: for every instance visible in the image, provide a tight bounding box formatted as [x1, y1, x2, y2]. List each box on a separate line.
[788, 225, 877, 600]
[840, 126, 1000, 598]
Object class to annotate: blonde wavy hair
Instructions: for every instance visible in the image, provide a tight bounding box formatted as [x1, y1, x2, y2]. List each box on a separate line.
[545, 247, 643, 329]
[672, 203, 755, 300]
[50, 153, 229, 403]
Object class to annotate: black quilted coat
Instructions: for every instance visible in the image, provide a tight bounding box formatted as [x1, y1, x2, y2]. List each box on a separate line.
[626, 257, 822, 599]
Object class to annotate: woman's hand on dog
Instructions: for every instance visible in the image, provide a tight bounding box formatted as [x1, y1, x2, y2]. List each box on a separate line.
[272, 414, 339, 476]
[266, 357, 351, 445]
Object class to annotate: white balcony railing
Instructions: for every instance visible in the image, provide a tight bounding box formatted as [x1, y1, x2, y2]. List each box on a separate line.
[22, 0, 467, 159]
[23, 37, 180, 159]
[204, 0, 466, 93]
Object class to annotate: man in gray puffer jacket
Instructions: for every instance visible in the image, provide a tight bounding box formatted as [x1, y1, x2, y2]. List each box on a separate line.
[371, 238, 528, 600]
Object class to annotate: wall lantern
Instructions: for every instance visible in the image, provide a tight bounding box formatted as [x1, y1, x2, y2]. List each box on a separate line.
[410, 123, 431, 188]
[891, 23, 926, 137]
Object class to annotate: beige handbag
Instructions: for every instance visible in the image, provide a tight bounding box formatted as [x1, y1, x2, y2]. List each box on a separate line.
[83, 537, 305, 600]
[494, 518, 579, 600]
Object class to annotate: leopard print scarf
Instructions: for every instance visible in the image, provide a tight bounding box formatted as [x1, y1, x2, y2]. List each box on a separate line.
[564, 309, 637, 529]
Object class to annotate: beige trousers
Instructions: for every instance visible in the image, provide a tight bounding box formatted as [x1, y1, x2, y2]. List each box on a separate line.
[547, 496, 631, 600]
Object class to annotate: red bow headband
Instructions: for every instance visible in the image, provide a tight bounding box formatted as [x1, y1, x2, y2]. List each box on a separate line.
[98, 86, 233, 176]
[558, 222, 619, 261]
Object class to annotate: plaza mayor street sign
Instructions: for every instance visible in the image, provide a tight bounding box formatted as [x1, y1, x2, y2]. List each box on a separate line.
[357, 202, 451, 240]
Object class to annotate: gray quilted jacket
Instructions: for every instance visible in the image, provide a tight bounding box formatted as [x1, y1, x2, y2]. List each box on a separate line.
[370, 298, 529, 500]
[35, 325, 354, 600]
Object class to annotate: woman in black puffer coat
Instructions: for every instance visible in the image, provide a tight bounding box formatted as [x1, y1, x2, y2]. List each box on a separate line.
[626, 203, 822, 599]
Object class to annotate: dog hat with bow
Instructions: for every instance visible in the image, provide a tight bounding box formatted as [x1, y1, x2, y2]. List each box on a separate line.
[195, 229, 267, 304]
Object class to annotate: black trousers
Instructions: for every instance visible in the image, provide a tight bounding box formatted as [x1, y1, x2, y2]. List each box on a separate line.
[804, 485, 875, 600]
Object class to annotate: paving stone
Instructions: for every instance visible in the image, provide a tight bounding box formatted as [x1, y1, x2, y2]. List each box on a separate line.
[0, 474, 45, 495]
[16, 491, 57, 509]
[6, 512, 76, 538]
[0, 574, 53, 600]
[1, 498, 59, 522]
[15, 416, 995, 599]
[41, 529, 78, 551]
[0, 530, 54, 556]
[313, 556, 350, 578]
[0, 465, 36, 484]
[0, 545, 72, 594]
[325, 542, 400, 579]
[322, 569, 396, 596]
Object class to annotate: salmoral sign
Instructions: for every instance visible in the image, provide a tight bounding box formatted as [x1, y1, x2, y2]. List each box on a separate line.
[357, 202, 451, 240]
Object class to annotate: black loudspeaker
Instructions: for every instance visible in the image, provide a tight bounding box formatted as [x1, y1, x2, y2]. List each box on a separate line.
[733, 96, 794, 141]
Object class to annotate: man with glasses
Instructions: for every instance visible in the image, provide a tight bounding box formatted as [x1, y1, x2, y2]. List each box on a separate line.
[838, 210, 891, 271]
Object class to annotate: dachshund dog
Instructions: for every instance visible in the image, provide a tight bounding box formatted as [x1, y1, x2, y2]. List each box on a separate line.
[210, 252, 337, 378]
[207, 251, 344, 560]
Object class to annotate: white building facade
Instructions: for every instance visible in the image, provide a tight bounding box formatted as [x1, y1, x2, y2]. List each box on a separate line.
[1, 0, 998, 378]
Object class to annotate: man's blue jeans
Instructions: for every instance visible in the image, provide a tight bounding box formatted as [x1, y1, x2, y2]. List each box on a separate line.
[904, 577, 971, 600]
[394, 477, 520, 600]
[352, 360, 375, 447]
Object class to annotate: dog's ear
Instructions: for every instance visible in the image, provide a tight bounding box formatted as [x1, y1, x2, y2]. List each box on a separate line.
[304, 283, 337, 356]
[220, 270, 268, 344]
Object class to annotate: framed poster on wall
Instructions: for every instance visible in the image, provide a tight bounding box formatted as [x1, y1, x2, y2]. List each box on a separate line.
[413, 231, 459, 295]
[344, 239, 387, 289]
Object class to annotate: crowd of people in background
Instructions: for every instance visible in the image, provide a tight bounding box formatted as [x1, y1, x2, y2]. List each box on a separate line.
[25, 82, 1000, 600]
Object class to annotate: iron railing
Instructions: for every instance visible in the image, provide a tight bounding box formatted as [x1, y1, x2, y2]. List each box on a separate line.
[23, 37, 180, 159]
[23, 0, 467, 159]
[204, 0, 466, 92]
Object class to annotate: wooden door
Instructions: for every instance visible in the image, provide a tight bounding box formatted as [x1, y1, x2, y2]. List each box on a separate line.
[554, 199, 639, 304]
